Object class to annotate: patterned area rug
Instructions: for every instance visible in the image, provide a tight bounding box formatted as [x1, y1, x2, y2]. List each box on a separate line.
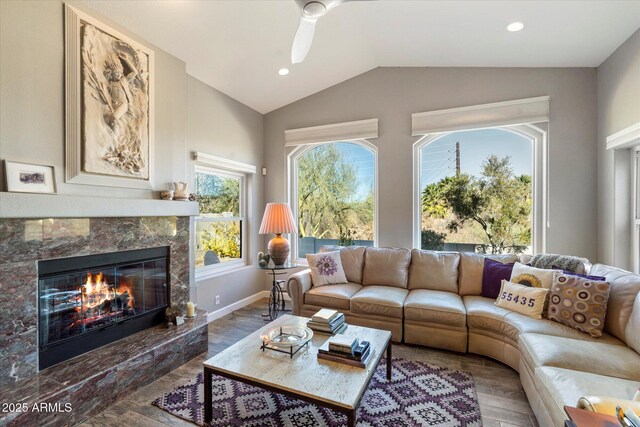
[153, 358, 482, 426]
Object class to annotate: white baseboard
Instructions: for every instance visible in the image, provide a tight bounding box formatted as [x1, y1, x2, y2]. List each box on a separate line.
[206, 289, 291, 323]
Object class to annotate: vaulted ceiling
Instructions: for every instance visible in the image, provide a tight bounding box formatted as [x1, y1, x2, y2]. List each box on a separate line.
[84, 0, 640, 113]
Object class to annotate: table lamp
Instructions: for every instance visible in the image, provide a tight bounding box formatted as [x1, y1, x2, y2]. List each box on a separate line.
[259, 203, 297, 266]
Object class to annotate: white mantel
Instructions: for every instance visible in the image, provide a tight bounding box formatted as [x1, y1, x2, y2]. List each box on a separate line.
[0, 192, 199, 218]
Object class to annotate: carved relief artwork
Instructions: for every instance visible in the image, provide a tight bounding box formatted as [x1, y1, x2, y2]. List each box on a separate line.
[66, 5, 154, 188]
[81, 24, 150, 179]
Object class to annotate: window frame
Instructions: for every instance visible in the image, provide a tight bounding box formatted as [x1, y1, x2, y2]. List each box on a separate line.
[192, 153, 255, 280]
[605, 122, 640, 271]
[633, 146, 640, 273]
[412, 124, 547, 254]
[287, 139, 378, 264]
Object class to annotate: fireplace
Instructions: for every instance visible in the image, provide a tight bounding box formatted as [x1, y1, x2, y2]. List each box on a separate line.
[37, 247, 170, 370]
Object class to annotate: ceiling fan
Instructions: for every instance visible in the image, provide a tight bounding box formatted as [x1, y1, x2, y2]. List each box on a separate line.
[291, 0, 350, 64]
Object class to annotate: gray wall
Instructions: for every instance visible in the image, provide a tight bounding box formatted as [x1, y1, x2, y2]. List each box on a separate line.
[187, 75, 266, 314]
[264, 67, 599, 260]
[597, 29, 640, 268]
[0, 0, 187, 198]
[0, 1, 267, 316]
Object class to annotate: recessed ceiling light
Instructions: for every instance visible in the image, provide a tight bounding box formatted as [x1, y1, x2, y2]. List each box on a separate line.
[507, 22, 524, 32]
[278, 68, 290, 76]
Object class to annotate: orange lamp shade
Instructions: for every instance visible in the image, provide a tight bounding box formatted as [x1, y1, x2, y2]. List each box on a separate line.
[259, 203, 297, 235]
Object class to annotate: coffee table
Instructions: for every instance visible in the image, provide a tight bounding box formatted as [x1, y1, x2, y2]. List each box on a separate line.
[203, 314, 392, 426]
[563, 406, 620, 427]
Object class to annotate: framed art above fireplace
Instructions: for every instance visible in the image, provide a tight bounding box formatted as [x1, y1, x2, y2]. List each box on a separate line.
[64, 4, 155, 189]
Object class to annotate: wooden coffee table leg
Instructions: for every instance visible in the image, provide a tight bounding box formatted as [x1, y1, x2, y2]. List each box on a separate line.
[204, 367, 213, 423]
[386, 340, 392, 381]
[347, 409, 357, 427]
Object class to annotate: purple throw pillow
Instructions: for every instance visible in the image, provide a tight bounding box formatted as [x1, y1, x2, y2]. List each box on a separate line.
[482, 258, 516, 299]
[551, 265, 605, 281]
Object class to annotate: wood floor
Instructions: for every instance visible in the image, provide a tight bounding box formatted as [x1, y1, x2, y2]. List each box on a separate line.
[82, 299, 538, 427]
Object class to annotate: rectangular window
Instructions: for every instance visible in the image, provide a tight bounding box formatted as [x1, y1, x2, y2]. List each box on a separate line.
[635, 148, 640, 221]
[194, 166, 244, 271]
[634, 147, 640, 273]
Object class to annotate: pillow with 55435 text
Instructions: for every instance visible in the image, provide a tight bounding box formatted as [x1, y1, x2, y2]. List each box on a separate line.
[510, 262, 559, 289]
[495, 280, 549, 319]
[546, 274, 610, 338]
[306, 251, 348, 287]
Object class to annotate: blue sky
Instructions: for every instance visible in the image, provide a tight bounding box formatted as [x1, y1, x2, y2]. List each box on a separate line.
[327, 129, 531, 199]
[335, 142, 375, 200]
[420, 128, 532, 189]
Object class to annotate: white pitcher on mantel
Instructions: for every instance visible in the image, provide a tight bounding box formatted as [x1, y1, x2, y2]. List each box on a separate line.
[173, 181, 189, 198]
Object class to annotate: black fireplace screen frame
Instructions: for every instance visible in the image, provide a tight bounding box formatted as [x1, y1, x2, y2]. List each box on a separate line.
[37, 246, 170, 370]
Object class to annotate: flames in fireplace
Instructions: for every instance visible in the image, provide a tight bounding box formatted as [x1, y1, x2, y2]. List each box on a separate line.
[70, 272, 136, 328]
[38, 247, 169, 370]
[81, 272, 134, 310]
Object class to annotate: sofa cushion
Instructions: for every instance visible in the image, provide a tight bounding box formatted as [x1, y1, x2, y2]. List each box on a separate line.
[532, 367, 640, 427]
[626, 293, 640, 354]
[519, 333, 640, 382]
[408, 250, 459, 292]
[590, 264, 640, 342]
[362, 247, 411, 288]
[304, 283, 362, 311]
[321, 245, 366, 284]
[458, 252, 519, 296]
[464, 296, 624, 345]
[404, 289, 466, 327]
[339, 246, 366, 284]
[350, 286, 408, 318]
[464, 295, 517, 339]
[307, 251, 348, 287]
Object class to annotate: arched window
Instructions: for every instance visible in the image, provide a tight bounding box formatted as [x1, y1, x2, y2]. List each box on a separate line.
[414, 125, 545, 255]
[288, 140, 377, 260]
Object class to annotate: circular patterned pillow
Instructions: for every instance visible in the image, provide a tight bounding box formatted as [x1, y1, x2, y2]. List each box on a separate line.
[546, 273, 610, 338]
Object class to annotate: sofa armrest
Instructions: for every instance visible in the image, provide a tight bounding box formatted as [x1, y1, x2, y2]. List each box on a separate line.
[577, 396, 640, 416]
[287, 269, 312, 316]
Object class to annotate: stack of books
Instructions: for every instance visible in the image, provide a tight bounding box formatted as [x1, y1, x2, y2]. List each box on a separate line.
[317, 335, 372, 368]
[307, 309, 346, 334]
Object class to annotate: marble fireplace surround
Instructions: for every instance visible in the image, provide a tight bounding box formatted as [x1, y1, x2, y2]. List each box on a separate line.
[0, 195, 206, 425]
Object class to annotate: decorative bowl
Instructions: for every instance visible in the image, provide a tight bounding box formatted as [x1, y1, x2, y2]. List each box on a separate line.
[260, 325, 313, 348]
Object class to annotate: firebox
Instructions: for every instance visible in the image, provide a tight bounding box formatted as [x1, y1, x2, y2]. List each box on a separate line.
[37, 247, 170, 370]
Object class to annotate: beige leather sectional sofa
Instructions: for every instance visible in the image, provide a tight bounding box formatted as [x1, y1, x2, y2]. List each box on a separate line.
[287, 246, 640, 427]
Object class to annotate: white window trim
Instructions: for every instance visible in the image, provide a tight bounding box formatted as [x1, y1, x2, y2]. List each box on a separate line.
[285, 118, 378, 146]
[412, 123, 548, 254]
[606, 122, 640, 272]
[192, 153, 255, 279]
[606, 122, 640, 150]
[411, 96, 550, 136]
[287, 139, 378, 263]
[633, 146, 640, 274]
[193, 152, 257, 174]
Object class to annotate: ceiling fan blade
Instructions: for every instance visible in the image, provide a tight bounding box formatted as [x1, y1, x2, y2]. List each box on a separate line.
[291, 17, 317, 64]
[322, 0, 346, 13]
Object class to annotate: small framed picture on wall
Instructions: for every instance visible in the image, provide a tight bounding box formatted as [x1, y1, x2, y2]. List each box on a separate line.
[4, 160, 57, 194]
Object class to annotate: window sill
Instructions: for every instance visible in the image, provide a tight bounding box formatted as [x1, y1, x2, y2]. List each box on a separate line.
[294, 259, 309, 267]
[195, 262, 251, 282]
